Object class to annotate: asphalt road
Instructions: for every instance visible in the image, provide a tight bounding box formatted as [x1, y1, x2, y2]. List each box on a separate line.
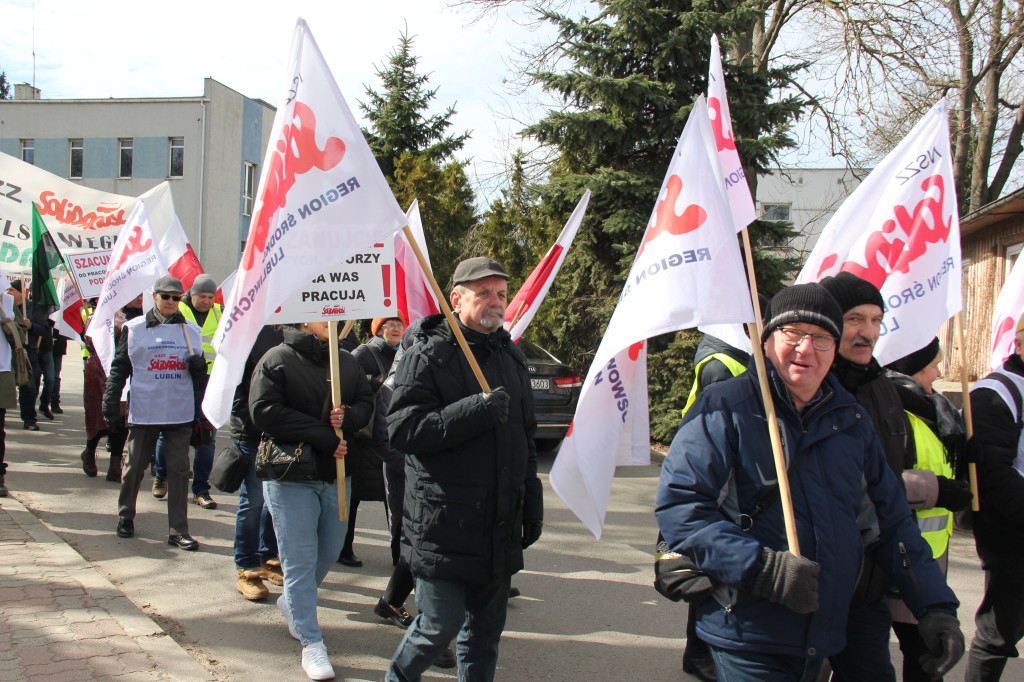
[4, 360, 1021, 681]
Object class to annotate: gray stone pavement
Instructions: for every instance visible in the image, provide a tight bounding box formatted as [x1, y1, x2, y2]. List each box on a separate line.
[0, 360, 1020, 680]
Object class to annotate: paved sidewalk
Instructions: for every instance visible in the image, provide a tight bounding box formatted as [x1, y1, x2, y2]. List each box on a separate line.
[0, 493, 211, 681]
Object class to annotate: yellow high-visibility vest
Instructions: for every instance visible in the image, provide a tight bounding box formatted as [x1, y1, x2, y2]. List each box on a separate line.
[178, 302, 221, 374]
[906, 411, 954, 558]
[682, 352, 747, 418]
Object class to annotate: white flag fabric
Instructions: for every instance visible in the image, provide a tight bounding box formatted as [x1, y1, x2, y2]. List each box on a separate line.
[395, 200, 440, 325]
[550, 97, 754, 538]
[707, 34, 756, 232]
[50, 278, 83, 341]
[504, 190, 590, 343]
[990, 254, 1024, 370]
[86, 202, 169, 371]
[797, 100, 961, 365]
[202, 19, 408, 427]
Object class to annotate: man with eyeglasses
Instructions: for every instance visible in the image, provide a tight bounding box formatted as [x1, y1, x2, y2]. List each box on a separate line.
[656, 283, 963, 681]
[104, 276, 208, 550]
[820, 272, 966, 682]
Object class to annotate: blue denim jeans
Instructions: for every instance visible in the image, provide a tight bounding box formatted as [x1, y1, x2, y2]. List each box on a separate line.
[263, 476, 348, 646]
[387, 575, 511, 682]
[154, 428, 215, 496]
[233, 442, 278, 569]
[709, 646, 824, 682]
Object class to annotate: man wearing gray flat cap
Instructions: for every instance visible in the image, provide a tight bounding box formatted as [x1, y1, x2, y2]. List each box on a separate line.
[104, 276, 208, 551]
[153, 273, 224, 511]
[385, 256, 542, 681]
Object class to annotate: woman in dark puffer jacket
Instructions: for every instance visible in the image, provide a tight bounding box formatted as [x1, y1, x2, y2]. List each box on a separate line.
[250, 321, 373, 680]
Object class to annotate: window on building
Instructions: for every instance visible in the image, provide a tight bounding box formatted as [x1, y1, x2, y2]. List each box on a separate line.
[761, 203, 791, 222]
[69, 139, 84, 179]
[243, 162, 257, 216]
[119, 138, 133, 179]
[20, 140, 34, 165]
[1006, 243, 1022, 283]
[169, 137, 184, 178]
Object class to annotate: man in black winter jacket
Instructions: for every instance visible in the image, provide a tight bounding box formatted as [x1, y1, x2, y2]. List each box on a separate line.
[385, 257, 542, 682]
[964, 313, 1024, 680]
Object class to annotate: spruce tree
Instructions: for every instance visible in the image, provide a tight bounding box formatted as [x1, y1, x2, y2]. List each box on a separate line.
[360, 31, 471, 179]
[521, 0, 805, 441]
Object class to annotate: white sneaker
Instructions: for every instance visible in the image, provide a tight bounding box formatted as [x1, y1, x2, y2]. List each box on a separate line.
[277, 594, 299, 640]
[301, 641, 335, 680]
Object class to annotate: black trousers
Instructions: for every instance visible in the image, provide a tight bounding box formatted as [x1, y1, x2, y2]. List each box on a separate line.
[966, 533, 1024, 681]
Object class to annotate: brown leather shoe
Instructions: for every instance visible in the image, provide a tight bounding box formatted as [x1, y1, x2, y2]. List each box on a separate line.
[152, 478, 167, 498]
[258, 559, 284, 586]
[80, 449, 98, 477]
[192, 493, 218, 510]
[236, 569, 269, 601]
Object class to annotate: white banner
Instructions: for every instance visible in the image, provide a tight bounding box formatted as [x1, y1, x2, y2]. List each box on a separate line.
[85, 202, 169, 371]
[202, 19, 408, 427]
[990, 253, 1024, 370]
[268, 240, 396, 322]
[550, 97, 754, 538]
[797, 99, 962, 366]
[0, 151, 137, 273]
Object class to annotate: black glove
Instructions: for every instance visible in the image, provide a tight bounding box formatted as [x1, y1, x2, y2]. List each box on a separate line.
[482, 387, 510, 424]
[752, 547, 820, 614]
[917, 610, 965, 679]
[935, 476, 973, 512]
[186, 353, 207, 377]
[522, 521, 543, 549]
[104, 414, 124, 435]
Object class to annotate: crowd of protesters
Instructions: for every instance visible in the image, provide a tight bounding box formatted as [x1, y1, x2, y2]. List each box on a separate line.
[1, 263, 1023, 682]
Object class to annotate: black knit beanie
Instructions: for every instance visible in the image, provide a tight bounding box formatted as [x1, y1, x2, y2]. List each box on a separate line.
[760, 283, 844, 344]
[819, 271, 885, 314]
[886, 337, 940, 377]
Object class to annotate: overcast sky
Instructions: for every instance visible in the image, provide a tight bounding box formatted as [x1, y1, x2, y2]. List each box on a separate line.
[1, 0, 564, 203]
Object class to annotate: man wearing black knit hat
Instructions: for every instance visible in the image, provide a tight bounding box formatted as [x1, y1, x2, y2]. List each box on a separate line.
[821, 271, 967, 682]
[657, 283, 962, 681]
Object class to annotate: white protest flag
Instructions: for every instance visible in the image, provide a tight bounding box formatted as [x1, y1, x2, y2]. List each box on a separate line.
[86, 202, 169, 371]
[707, 34, 756, 231]
[990, 254, 1024, 370]
[550, 97, 754, 538]
[797, 99, 961, 365]
[395, 200, 439, 325]
[504, 190, 590, 343]
[698, 35, 759, 354]
[50, 278, 84, 340]
[203, 19, 408, 427]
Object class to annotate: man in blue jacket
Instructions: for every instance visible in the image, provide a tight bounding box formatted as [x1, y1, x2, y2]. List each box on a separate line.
[656, 283, 964, 681]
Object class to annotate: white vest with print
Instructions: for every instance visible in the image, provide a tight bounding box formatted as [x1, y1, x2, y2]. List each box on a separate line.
[126, 316, 202, 425]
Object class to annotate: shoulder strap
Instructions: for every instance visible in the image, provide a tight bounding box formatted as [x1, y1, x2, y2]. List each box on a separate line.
[366, 343, 387, 379]
[740, 446, 812, 529]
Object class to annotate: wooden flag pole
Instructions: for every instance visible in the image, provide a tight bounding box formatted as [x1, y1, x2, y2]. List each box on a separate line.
[740, 227, 801, 556]
[401, 225, 491, 392]
[19, 275, 26, 320]
[955, 313, 980, 511]
[329, 319, 352, 522]
[508, 300, 528, 333]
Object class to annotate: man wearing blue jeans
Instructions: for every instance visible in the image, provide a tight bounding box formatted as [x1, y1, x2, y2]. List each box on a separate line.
[229, 325, 284, 600]
[386, 257, 543, 681]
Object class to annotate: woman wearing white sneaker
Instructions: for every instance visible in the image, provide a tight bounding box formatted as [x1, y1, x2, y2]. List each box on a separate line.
[250, 321, 373, 680]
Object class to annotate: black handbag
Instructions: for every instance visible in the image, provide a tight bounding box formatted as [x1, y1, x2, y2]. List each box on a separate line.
[255, 438, 319, 482]
[210, 443, 251, 493]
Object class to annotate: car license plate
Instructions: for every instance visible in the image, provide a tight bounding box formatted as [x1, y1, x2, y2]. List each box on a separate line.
[530, 378, 550, 390]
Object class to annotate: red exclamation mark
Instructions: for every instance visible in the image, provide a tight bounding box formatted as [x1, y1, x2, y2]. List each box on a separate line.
[382, 264, 392, 307]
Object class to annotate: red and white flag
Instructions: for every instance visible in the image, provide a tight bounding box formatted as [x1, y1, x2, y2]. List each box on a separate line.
[86, 202, 169, 370]
[215, 270, 237, 307]
[504, 190, 590, 343]
[51, 278, 85, 339]
[395, 200, 440, 325]
[550, 97, 754, 538]
[990, 254, 1024, 370]
[160, 217, 204, 292]
[797, 99, 962, 365]
[203, 19, 408, 427]
[707, 34, 756, 232]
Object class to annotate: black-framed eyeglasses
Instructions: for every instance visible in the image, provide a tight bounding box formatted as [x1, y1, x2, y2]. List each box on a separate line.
[776, 326, 835, 351]
[158, 294, 182, 302]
